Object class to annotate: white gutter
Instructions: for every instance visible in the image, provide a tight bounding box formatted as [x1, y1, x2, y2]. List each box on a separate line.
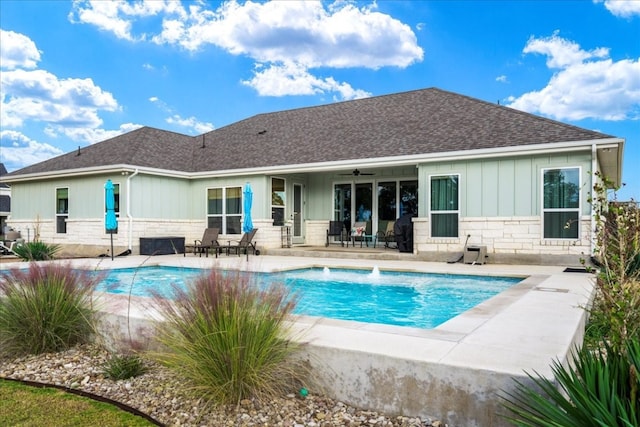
[1, 137, 623, 183]
[126, 168, 139, 251]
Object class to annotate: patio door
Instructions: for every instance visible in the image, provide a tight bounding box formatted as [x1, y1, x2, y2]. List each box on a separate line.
[333, 182, 373, 235]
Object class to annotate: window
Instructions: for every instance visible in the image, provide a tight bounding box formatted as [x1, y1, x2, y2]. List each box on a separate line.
[272, 178, 285, 226]
[105, 183, 120, 233]
[430, 175, 459, 238]
[543, 168, 580, 239]
[399, 180, 418, 217]
[56, 188, 68, 234]
[207, 187, 242, 234]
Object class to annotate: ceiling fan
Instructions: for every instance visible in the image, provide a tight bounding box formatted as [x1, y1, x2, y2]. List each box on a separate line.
[339, 168, 374, 176]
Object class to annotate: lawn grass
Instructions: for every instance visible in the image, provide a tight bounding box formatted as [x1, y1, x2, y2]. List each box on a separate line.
[0, 378, 156, 426]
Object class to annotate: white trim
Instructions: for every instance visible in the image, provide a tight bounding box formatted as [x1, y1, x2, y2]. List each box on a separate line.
[428, 173, 461, 238]
[1, 138, 623, 184]
[126, 169, 139, 251]
[206, 185, 242, 235]
[541, 166, 581, 240]
[55, 186, 69, 234]
[271, 177, 286, 227]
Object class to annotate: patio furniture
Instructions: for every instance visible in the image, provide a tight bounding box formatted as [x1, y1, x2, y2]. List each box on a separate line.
[350, 221, 375, 247]
[0, 239, 23, 256]
[326, 221, 346, 246]
[184, 228, 221, 258]
[140, 236, 186, 255]
[376, 221, 397, 249]
[227, 228, 259, 260]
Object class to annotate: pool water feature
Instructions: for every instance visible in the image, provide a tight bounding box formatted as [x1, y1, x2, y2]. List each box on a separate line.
[96, 266, 520, 329]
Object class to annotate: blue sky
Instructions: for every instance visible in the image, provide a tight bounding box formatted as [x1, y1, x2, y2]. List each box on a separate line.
[1, 0, 639, 200]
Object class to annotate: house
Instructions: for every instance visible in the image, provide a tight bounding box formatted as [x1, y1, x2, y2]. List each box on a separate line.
[0, 88, 624, 264]
[0, 163, 11, 239]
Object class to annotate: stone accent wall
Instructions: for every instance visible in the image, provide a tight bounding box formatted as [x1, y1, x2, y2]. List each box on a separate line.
[306, 220, 334, 246]
[6, 217, 288, 256]
[9, 215, 593, 261]
[414, 215, 592, 257]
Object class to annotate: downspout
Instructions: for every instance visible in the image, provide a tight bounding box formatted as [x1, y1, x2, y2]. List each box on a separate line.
[126, 169, 139, 251]
[590, 144, 597, 257]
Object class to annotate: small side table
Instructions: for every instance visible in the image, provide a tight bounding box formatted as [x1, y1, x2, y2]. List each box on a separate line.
[281, 226, 292, 248]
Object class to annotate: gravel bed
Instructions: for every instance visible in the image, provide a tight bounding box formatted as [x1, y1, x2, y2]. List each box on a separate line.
[0, 344, 443, 426]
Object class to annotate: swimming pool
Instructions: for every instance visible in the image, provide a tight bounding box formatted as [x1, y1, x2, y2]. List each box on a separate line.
[96, 266, 520, 329]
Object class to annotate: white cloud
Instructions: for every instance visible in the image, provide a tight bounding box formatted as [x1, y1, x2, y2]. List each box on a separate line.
[68, 0, 186, 41]
[0, 30, 130, 168]
[508, 33, 640, 121]
[595, 0, 640, 18]
[1, 69, 119, 128]
[152, 1, 423, 69]
[0, 29, 41, 70]
[0, 130, 64, 171]
[44, 123, 144, 144]
[242, 61, 371, 100]
[523, 31, 609, 68]
[67, 1, 422, 98]
[496, 75, 508, 83]
[166, 114, 214, 134]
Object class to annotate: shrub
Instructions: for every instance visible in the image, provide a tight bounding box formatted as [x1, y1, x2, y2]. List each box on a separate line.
[501, 339, 640, 427]
[0, 263, 100, 356]
[102, 352, 148, 380]
[151, 269, 308, 406]
[585, 175, 640, 354]
[12, 241, 61, 261]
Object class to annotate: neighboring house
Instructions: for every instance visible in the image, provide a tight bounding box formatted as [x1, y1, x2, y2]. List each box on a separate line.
[0, 163, 11, 238]
[0, 88, 624, 264]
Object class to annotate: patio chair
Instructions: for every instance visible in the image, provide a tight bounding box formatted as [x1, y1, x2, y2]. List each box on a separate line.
[376, 221, 397, 249]
[227, 228, 259, 259]
[349, 221, 371, 247]
[185, 228, 221, 258]
[326, 220, 346, 247]
[0, 239, 22, 256]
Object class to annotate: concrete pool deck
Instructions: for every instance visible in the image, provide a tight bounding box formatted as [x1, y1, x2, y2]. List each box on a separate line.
[0, 254, 596, 426]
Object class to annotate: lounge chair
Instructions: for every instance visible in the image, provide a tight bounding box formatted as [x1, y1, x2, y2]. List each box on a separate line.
[326, 220, 345, 247]
[0, 239, 24, 256]
[227, 229, 259, 260]
[185, 228, 221, 257]
[376, 221, 397, 249]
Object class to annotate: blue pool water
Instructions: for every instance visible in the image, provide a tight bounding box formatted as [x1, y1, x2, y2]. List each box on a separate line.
[96, 266, 520, 329]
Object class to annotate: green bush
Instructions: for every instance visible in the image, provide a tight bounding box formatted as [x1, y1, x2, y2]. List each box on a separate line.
[501, 339, 640, 427]
[0, 263, 100, 356]
[584, 177, 640, 354]
[151, 269, 308, 406]
[102, 352, 148, 380]
[12, 241, 61, 261]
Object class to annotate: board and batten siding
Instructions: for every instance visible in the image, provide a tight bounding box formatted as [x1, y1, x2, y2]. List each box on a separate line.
[418, 151, 593, 218]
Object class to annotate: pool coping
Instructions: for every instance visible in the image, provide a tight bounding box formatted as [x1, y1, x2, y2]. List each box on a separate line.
[0, 255, 596, 426]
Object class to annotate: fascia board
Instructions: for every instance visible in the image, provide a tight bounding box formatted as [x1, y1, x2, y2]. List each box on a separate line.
[1, 138, 623, 183]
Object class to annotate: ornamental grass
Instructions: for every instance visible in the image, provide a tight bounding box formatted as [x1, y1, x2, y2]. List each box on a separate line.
[500, 339, 640, 427]
[0, 262, 100, 356]
[150, 269, 309, 407]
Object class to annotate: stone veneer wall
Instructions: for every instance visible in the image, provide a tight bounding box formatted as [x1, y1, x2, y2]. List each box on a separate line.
[6, 217, 284, 257]
[413, 216, 592, 261]
[9, 215, 593, 261]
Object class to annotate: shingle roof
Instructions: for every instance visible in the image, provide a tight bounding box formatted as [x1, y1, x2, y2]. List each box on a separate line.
[6, 88, 614, 177]
[9, 127, 195, 176]
[0, 164, 9, 187]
